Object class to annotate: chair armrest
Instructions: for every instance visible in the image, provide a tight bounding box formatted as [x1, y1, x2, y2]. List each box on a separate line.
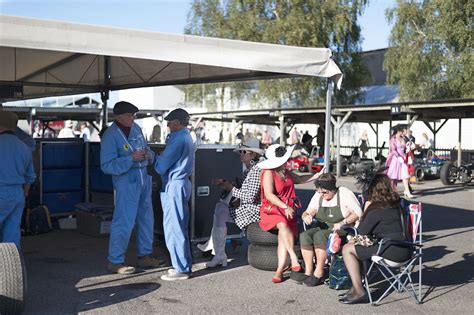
[341, 225, 358, 236]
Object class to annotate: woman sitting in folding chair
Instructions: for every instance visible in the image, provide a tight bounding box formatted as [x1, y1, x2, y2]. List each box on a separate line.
[340, 174, 412, 304]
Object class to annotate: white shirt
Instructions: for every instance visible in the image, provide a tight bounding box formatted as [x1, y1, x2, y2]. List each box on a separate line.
[58, 127, 75, 138]
[307, 186, 363, 218]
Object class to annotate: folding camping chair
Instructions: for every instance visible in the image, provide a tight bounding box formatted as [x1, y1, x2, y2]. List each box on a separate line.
[363, 200, 423, 305]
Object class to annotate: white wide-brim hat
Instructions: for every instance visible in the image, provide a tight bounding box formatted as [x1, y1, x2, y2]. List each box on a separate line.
[233, 137, 265, 155]
[257, 144, 295, 170]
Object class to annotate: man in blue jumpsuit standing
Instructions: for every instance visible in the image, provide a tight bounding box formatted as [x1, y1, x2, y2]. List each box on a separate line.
[155, 108, 194, 281]
[101, 101, 165, 274]
[0, 110, 36, 248]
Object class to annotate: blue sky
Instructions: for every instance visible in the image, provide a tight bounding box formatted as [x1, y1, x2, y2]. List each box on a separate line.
[0, 0, 394, 51]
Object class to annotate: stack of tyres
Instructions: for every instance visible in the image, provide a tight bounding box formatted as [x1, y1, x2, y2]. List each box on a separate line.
[246, 223, 283, 271]
[246, 223, 302, 271]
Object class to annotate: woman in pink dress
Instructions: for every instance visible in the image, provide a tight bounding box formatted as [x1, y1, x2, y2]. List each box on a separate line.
[258, 144, 324, 283]
[385, 125, 413, 198]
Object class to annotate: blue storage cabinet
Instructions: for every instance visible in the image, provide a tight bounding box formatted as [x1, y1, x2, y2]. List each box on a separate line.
[40, 141, 85, 215]
[88, 143, 114, 203]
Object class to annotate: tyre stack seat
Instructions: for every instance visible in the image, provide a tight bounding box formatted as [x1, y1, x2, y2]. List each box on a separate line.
[246, 222, 301, 271]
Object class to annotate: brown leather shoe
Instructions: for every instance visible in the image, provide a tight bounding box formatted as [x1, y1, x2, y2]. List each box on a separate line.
[137, 255, 168, 269]
[107, 262, 136, 275]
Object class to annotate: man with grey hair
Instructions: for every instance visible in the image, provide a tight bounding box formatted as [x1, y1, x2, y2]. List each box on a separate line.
[155, 108, 194, 281]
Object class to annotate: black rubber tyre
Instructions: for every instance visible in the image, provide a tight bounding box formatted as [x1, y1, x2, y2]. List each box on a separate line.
[247, 244, 302, 271]
[246, 222, 278, 246]
[440, 162, 457, 185]
[0, 243, 27, 315]
[415, 167, 425, 182]
[248, 244, 286, 271]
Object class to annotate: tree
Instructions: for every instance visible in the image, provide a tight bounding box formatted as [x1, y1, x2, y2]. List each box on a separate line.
[183, 0, 370, 109]
[384, 0, 474, 101]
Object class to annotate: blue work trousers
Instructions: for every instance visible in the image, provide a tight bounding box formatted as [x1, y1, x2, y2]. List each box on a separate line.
[161, 179, 192, 273]
[0, 185, 25, 248]
[108, 171, 154, 264]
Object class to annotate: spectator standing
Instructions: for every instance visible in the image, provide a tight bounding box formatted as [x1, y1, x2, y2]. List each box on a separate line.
[101, 101, 163, 274]
[150, 124, 162, 143]
[0, 110, 36, 248]
[58, 120, 75, 138]
[421, 132, 432, 149]
[358, 130, 369, 158]
[262, 129, 273, 148]
[155, 108, 195, 281]
[79, 122, 91, 142]
[290, 127, 301, 145]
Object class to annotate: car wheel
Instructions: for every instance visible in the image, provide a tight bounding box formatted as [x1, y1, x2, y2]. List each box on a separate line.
[415, 167, 425, 182]
[440, 162, 457, 185]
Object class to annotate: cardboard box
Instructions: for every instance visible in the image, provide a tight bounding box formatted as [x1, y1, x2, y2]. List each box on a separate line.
[75, 203, 113, 237]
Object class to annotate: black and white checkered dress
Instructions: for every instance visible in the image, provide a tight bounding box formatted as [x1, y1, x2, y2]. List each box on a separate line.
[229, 164, 262, 230]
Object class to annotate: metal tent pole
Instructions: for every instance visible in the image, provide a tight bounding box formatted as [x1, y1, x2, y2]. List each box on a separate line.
[324, 79, 333, 173]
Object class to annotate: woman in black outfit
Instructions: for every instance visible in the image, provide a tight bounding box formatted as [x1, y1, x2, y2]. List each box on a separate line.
[339, 174, 412, 304]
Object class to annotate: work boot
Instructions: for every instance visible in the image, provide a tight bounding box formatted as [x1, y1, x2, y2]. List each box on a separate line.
[107, 262, 136, 275]
[137, 255, 168, 269]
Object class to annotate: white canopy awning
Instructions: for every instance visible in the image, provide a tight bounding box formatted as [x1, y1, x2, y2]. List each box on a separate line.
[0, 15, 342, 101]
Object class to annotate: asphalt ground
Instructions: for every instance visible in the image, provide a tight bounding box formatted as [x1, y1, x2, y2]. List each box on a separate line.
[21, 177, 474, 314]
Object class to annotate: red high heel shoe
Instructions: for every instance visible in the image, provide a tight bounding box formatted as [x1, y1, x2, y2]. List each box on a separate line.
[291, 265, 302, 272]
[272, 276, 283, 283]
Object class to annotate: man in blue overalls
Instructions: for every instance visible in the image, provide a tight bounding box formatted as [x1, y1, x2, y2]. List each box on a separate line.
[101, 101, 165, 274]
[155, 108, 194, 281]
[0, 110, 36, 248]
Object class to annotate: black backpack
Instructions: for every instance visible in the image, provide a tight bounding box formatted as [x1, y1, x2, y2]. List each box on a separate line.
[26, 205, 52, 235]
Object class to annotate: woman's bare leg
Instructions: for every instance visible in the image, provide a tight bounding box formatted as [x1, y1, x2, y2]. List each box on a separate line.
[314, 247, 326, 278]
[301, 245, 314, 276]
[276, 222, 299, 267]
[274, 228, 289, 279]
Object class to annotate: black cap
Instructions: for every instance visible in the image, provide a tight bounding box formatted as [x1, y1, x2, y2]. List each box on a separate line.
[164, 108, 190, 121]
[113, 101, 139, 115]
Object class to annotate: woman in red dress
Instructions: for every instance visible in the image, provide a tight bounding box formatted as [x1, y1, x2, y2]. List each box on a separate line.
[258, 144, 324, 283]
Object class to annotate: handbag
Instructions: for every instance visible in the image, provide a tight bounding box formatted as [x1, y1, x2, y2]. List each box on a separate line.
[353, 234, 376, 247]
[328, 254, 352, 290]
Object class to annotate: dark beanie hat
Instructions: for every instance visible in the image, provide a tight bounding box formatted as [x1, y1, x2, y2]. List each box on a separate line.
[113, 101, 139, 115]
[0, 110, 18, 131]
[164, 108, 190, 121]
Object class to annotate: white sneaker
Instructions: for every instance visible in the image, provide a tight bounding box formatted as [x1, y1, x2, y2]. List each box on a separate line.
[168, 268, 177, 275]
[161, 272, 190, 281]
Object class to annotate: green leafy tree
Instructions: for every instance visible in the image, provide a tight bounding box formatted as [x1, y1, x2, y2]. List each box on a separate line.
[183, 0, 370, 109]
[384, 0, 474, 101]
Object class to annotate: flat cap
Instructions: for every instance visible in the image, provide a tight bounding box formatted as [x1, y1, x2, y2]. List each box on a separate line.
[113, 101, 139, 115]
[164, 108, 190, 121]
[0, 110, 18, 131]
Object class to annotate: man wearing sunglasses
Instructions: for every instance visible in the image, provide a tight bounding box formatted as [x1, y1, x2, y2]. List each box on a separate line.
[155, 108, 194, 281]
[101, 101, 162, 275]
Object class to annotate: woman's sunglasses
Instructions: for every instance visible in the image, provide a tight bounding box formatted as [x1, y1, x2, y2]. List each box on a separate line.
[238, 150, 250, 155]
